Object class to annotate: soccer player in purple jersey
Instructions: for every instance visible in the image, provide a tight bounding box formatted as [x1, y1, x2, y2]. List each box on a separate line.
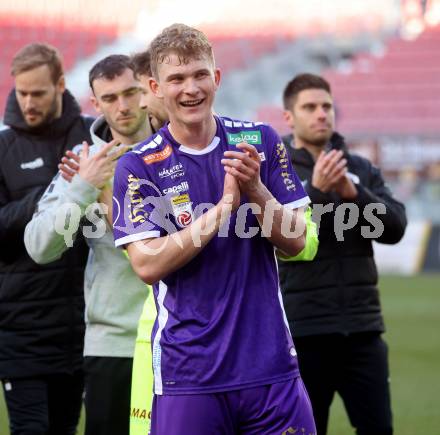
[112, 24, 316, 434]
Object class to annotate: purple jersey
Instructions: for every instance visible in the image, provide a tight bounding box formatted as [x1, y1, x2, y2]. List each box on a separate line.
[113, 116, 310, 395]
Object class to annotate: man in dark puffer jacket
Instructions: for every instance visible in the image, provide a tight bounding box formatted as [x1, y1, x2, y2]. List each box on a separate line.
[279, 73, 407, 435]
[0, 43, 93, 435]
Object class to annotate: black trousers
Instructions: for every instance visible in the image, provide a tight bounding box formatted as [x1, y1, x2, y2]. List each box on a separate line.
[2, 370, 84, 435]
[294, 332, 393, 435]
[84, 356, 133, 435]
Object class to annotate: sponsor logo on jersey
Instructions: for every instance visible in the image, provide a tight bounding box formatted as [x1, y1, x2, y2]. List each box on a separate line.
[227, 130, 262, 146]
[20, 157, 44, 170]
[171, 193, 193, 228]
[276, 142, 296, 191]
[127, 174, 148, 223]
[162, 181, 189, 195]
[158, 163, 185, 179]
[143, 144, 172, 164]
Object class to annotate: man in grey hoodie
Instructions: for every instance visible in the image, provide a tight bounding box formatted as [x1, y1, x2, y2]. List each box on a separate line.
[24, 54, 163, 435]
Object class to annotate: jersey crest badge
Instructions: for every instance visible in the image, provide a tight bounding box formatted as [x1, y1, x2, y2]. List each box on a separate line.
[171, 193, 194, 227]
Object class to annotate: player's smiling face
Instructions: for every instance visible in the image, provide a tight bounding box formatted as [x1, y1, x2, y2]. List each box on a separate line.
[151, 52, 220, 129]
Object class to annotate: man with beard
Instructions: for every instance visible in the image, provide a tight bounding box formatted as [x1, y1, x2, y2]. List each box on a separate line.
[25, 53, 166, 435]
[279, 73, 407, 435]
[0, 43, 92, 435]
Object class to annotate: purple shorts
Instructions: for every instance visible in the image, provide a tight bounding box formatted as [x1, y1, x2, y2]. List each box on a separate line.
[150, 376, 316, 435]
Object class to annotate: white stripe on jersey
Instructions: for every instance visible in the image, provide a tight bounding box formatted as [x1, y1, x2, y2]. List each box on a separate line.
[284, 196, 311, 210]
[152, 280, 169, 395]
[273, 249, 291, 332]
[274, 249, 297, 357]
[154, 135, 163, 144]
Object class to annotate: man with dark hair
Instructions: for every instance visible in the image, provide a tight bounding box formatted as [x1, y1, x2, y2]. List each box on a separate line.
[282, 73, 331, 114]
[280, 73, 407, 435]
[25, 53, 165, 435]
[88, 54, 134, 88]
[0, 42, 93, 435]
[113, 24, 315, 435]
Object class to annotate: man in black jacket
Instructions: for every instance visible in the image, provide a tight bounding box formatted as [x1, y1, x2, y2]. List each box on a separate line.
[279, 73, 407, 435]
[0, 43, 93, 435]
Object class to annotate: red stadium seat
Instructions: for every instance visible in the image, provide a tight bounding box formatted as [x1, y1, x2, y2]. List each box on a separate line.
[320, 26, 440, 136]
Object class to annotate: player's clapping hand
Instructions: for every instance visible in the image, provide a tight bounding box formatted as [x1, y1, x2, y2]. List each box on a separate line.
[312, 149, 357, 199]
[311, 149, 347, 193]
[222, 172, 241, 212]
[222, 142, 263, 195]
[59, 150, 80, 183]
[59, 140, 127, 188]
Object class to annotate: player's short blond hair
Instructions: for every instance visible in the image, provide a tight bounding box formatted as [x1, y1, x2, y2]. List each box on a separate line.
[150, 23, 215, 79]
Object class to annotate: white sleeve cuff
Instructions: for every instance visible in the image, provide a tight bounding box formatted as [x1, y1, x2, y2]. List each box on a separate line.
[114, 231, 161, 248]
[283, 196, 310, 210]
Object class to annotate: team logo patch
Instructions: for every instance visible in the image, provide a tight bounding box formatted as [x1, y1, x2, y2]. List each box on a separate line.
[143, 144, 172, 165]
[171, 194, 193, 228]
[176, 210, 192, 227]
[227, 130, 262, 146]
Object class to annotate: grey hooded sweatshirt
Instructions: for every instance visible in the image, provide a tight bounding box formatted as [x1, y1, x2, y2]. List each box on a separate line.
[24, 115, 153, 357]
